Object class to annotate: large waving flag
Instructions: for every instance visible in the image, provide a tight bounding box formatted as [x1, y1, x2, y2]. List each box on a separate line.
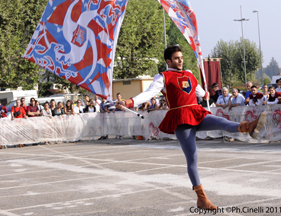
[23, 0, 128, 100]
[158, 0, 208, 91]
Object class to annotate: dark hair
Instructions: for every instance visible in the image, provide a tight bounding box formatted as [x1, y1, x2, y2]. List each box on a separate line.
[44, 101, 49, 106]
[30, 97, 35, 102]
[50, 99, 55, 103]
[276, 79, 280, 84]
[66, 100, 72, 109]
[116, 93, 121, 96]
[20, 97, 25, 101]
[269, 86, 275, 91]
[251, 85, 257, 89]
[164, 45, 182, 61]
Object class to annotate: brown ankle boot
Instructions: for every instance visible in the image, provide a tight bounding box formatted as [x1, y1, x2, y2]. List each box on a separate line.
[238, 112, 266, 138]
[193, 184, 217, 210]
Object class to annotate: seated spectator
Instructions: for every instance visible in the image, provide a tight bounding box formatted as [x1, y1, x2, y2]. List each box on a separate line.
[94, 95, 101, 112]
[158, 98, 169, 110]
[147, 97, 159, 112]
[216, 87, 231, 109]
[276, 78, 281, 93]
[137, 102, 150, 111]
[74, 99, 84, 114]
[41, 102, 53, 118]
[263, 86, 281, 105]
[197, 97, 215, 108]
[244, 81, 253, 105]
[84, 95, 91, 106]
[27, 97, 40, 117]
[0, 102, 7, 118]
[262, 84, 269, 102]
[84, 99, 96, 113]
[64, 100, 75, 115]
[20, 97, 28, 113]
[52, 101, 65, 116]
[210, 83, 222, 102]
[11, 99, 27, 120]
[249, 85, 263, 106]
[228, 88, 245, 111]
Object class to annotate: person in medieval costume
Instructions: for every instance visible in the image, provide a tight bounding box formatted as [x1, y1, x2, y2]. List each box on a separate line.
[116, 45, 266, 210]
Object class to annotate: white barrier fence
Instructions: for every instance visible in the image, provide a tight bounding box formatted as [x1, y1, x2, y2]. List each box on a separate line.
[1, 105, 281, 146]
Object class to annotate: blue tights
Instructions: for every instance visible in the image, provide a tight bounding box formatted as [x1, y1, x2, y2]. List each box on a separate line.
[174, 114, 239, 187]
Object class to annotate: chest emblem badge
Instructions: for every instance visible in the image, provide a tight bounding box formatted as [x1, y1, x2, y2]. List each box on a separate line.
[177, 76, 192, 94]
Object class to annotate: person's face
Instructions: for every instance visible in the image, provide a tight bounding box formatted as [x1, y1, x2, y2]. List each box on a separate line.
[67, 101, 71, 106]
[247, 83, 252, 90]
[95, 95, 98, 100]
[21, 99, 25, 105]
[278, 80, 281, 87]
[212, 86, 219, 92]
[16, 100, 21, 107]
[269, 88, 276, 95]
[263, 85, 268, 92]
[77, 101, 81, 107]
[117, 94, 121, 100]
[85, 96, 89, 101]
[232, 90, 238, 97]
[151, 99, 156, 104]
[222, 89, 229, 97]
[44, 104, 49, 110]
[36, 101, 39, 106]
[30, 99, 35, 106]
[51, 101, 55, 107]
[102, 98, 106, 103]
[251, 88, 258, 95]
[166, 51, 183, 70]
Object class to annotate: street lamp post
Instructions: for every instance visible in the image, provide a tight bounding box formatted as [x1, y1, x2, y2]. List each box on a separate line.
[253, 10, 263, 86]
[234, 6, 249, 87]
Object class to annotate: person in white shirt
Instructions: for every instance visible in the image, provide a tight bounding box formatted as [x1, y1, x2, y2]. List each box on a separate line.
[262, 84, 269, 102]
[228, 88, 245, 111]
[275, 78, 281, 93]
[74, 99, 84, 114]
[216, 87, 231, 109]
[94, 95, 101, 112]
[263, 86, 281, 105]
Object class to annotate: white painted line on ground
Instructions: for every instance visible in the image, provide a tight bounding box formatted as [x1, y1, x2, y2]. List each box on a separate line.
[0, 210, 21, 216]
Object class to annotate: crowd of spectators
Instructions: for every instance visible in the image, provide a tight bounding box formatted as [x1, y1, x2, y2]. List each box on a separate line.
[205, 78, 281, 110]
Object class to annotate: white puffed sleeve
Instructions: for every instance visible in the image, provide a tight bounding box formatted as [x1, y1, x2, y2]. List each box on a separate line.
[195, 84, 207, 98]
[132, 74, 164, 107]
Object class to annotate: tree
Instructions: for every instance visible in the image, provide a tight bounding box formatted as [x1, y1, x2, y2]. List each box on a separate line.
[0, 0, 48, 90]
[211, 40, 238, 88]
[114, 0, 168, 79]
[211, 39, 261, 88]
[234, 38, 261, 84]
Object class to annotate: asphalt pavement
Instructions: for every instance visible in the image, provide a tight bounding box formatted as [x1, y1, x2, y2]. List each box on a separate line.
[0, 137, 281, 216]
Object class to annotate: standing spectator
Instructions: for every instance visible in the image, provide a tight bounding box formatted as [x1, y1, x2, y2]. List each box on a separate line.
[158, 98, 169, 110]
[74, 99, 84, 114]
[216, 87, 231, 109]
[41, 102, 53, 118]
[115, 93, 125, 112]
[20, 97, 28, 113]
[11, 99, 28, 120]
[100, 98, 115, 113]
[35, 100, 43, 115]
[276, 78, 281, 93]
[50, 99, 56, 115]
[210, 83, 222, 102]
[147, 97, 159, 112]
[228, 88, 245, 111]
[84, 95, 91, 106]
[53, 102, 65, 116]
[262, 84, 269, 102]
[263, 86, 281, 105]
[0, 102, 7, 118]
[27, 97, 40, 117]
[84, 99, 96, 113]
[94, 95, 101, 112]
[244, 81, 253, 105]
[249, 85, 263, 106]
[64, 100, 75, 115]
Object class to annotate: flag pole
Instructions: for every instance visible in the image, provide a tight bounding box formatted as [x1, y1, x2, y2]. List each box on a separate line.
[163, 7, 168, 70]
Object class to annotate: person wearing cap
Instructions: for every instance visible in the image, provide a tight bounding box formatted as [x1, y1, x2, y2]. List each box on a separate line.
[115, 45, 267, 210]
[210, 83, 222, 102]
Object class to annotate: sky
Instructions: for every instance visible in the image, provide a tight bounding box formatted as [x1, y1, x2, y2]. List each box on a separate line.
[189, 0, 281, 67]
